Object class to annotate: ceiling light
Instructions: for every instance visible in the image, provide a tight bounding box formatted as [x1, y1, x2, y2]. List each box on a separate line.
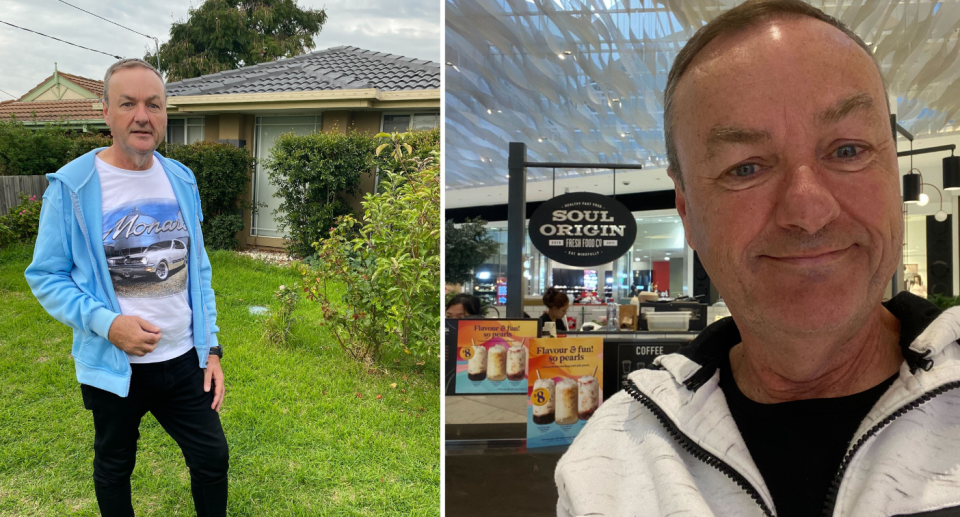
[918, 193, 930, 206]
[664, 257, 670, 261]
[620, 133, 626, 137]
[944, 156, 960, 191]
[445, 62, 453, 66]
[936, 210, 949, 222]
[487, 109, 492, 114]
[497, 110, 502, 113]
[563, 50, 572, 55]
[903, 173, 921, 204]
[611, 98, 620, 103]
[558, 54, 565, 60]
[538, 138, 543, 142]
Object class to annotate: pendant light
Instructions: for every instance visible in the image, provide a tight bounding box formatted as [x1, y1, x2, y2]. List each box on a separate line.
[905, 167, 949, 221]
[903, 172, 921, 204]
[944, 155, 960, 191]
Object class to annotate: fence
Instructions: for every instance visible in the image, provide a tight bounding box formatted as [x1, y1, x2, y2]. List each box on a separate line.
[0, 176, 48, 215]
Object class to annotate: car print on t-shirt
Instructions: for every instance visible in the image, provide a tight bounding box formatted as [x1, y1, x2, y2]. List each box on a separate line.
[102, 199, 190, 299]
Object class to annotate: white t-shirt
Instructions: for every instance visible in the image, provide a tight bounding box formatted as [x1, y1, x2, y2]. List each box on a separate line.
[96, 154, 194, 363]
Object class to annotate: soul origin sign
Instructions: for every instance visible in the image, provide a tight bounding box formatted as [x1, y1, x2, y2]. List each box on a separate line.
[528, 192, 637, 267]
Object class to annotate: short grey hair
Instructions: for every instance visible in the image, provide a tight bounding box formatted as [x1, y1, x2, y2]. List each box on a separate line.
[664, 0, 889, 191]
[102, 58, 165, 104]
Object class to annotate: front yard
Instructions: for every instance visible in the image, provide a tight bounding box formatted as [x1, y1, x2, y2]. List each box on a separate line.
[0, 242, 440, 516]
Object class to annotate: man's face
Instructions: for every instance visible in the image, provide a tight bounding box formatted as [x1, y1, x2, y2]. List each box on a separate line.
[446, 303, 467, 319]
[672, 17, 902, 336]
[103, 67, 166, 156]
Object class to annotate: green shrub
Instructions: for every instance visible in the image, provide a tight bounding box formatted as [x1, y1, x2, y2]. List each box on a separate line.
[158, 141, 256, 251]
[69, 133, 114, 158]
[372, 127, 439, 183]
[0, 119, 253, 250]
[264, 130, 377, 258]
[0, 193, 42, 248]
[302, 133, 440, 363]
[203, 212, 245, 251]
[0, 119, 112, 176]
[928, 293, 960, 310]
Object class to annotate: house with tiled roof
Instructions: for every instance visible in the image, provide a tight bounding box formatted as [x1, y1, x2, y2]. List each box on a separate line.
[0, 67, 107, 132]
[165, 45, 440, 249]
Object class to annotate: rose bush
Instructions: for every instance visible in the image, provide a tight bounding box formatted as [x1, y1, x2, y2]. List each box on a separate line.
[0, 194, 42, 248]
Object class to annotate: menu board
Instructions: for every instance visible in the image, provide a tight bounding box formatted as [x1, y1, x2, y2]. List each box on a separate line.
[527, 337, 604, 448]
[454, 319, 540, 394]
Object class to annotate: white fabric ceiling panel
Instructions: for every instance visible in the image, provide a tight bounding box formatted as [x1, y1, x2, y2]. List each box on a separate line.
[445, 0, 960, 194]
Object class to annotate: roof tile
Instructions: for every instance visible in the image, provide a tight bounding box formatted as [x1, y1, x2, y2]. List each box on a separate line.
[0, 99, 103, 121]
[166, 46, 439, 96]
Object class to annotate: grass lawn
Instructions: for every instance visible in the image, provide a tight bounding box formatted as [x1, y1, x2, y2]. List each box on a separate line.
[0, 242, 440, 516]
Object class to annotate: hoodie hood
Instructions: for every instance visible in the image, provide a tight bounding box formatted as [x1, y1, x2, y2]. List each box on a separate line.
[47, 147, 196, 192]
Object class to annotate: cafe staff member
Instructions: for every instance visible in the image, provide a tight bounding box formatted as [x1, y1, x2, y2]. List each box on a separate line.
[540, 287, 570, 332]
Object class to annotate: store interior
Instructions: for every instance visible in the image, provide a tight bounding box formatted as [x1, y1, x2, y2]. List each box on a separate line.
[444, 1, 960, 516]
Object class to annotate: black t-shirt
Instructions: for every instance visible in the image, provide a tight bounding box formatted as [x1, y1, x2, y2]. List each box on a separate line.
[719, 354, 897, 517]
[538, 312, 567, 332]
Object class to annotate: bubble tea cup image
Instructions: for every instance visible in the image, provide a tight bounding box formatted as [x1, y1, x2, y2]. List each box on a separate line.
[555, 378, 579, 425]
[532, 375, 556, 425]
[487, 344, 507, 381]
[467, 342, 487, 381]
[578, 374, 600, 420]
[506, 340, 526, 381]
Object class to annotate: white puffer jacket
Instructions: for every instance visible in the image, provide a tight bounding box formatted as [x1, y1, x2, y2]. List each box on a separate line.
[556, 294, 960, 517]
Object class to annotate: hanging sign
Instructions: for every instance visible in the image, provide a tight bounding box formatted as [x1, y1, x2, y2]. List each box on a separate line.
[528, 192, 637, 267]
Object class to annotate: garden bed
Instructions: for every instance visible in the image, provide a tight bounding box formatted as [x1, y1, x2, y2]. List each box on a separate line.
[0, 243, 440, 516]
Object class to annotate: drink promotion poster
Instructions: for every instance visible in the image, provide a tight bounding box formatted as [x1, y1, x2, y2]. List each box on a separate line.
[455, 320, 540, 394]
[527, 337, 604, 448]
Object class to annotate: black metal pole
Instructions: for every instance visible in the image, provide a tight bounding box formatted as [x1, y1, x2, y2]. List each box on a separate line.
[507, 142, 527, 318]
[896, 144, 956, 158]
[526, 161, 643, 169]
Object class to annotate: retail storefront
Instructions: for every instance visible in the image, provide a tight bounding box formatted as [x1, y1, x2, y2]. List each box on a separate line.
[443, 0, 960, 515]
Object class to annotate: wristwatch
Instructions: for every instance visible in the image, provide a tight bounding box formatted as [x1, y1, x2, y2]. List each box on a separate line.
[208, 346, 223, 358]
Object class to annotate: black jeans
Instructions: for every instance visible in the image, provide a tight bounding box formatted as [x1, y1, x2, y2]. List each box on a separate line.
[80, 347, 228, 517]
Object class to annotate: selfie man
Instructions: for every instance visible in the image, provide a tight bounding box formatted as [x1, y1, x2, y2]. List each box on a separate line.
[556, 1, 960, 516]
[25, 59, 227, 517]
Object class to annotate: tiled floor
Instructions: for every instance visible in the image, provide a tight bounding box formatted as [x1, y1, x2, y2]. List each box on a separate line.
[445, 394, 527, 424]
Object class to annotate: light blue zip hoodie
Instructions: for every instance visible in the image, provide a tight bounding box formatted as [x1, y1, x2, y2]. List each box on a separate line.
[24, 147, 219, 397]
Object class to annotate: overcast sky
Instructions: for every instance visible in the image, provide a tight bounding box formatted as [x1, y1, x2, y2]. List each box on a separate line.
[0, 0, 441, 99]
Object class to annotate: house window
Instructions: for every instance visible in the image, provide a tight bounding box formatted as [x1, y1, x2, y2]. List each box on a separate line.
[166, 118, 205, 144]
[412, 113, 440, 130]
[382, 115, 411, 133]
[381, 112, 439, 133]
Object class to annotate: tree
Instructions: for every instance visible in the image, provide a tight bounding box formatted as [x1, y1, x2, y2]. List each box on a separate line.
[445, 218, 499, 286]
[145, 0, 327, 82]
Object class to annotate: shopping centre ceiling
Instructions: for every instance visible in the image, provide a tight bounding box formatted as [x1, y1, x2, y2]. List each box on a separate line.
[445, 0, 960, 197]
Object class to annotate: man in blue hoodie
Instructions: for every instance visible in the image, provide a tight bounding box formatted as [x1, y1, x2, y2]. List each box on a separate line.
[25, 58, 227, 517]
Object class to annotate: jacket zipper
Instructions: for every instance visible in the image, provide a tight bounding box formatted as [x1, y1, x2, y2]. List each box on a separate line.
[70, 190, 117, 313]
[820, 379, 960, 517]
[191, 184, 212, 356]
[624, 379, 775, 517]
